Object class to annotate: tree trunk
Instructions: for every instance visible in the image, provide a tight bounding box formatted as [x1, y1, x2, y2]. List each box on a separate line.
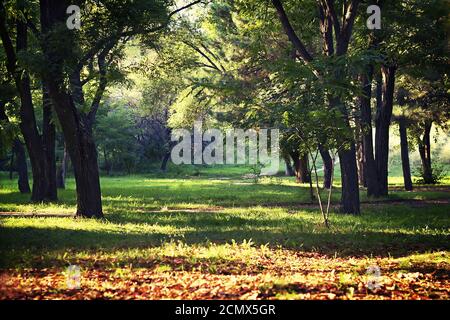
[318, 146, 332, 189]
[374, 65, 396, 196]
[338, 145, 361, 214]
[283, 154, 295, 176]
[160, 152, 171, 172]
[290, 151, 311, 183]
[40, 0, 103, 218]
[359, 66, 379, 196]
[57, 143, 68, 189]
[356, 137, 365, 186]
[0, 15, 52, 202]
[9, 149, 14, 179]
[42, 85, 57, 200]
[13, 139, 31, 193]
[398, 117, 413, 191]
[418, 120, 433, 184]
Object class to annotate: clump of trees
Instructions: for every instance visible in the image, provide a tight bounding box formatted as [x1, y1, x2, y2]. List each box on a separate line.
[0, 0, 448, 220]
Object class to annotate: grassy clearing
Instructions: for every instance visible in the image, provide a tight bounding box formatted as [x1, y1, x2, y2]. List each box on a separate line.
[0, 169, 449, 299]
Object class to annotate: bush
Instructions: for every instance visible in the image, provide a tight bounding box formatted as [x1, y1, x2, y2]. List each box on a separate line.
[414, 162, 447, 184]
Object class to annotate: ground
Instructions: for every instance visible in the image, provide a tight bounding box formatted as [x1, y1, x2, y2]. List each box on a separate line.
[0, 166, 449, 300]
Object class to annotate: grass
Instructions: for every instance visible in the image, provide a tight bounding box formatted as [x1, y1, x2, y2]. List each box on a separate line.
[0, 167, 449, 299]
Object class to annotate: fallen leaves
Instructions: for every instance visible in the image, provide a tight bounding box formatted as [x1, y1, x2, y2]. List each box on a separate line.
[0, 249, 448, 300]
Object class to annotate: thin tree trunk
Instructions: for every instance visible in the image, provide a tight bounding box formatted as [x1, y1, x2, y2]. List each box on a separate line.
[13, 139, 31, 193]
[418, 120, 433, 184]
[356, 137, 365, 186]
[359, 66, 379, 196]
[319, 145, 332, 189]
[42, 84, 57, 200]
[374, 65, 396, 196]
[9, 149, 14, 180]
[57, 143, 68, 189]
[398, 117, 413, 191]
[160, 152, 171, 172]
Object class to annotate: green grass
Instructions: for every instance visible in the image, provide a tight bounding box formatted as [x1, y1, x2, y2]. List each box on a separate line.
[1, 168, 449, 299]
[1, 169, 449, 269]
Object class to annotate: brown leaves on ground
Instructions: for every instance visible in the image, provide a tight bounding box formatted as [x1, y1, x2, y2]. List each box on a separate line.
[0, 249, 448, 300]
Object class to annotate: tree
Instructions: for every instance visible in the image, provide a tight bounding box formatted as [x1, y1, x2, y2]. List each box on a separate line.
[38, 0, 202, 217]
[270, 0, 361, 214]
[0, 1, 57, 201]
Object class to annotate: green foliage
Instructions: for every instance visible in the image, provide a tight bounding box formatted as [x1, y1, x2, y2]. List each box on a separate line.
[414, 162, 448, 185]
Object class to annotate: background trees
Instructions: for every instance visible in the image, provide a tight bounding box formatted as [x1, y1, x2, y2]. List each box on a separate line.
[0, 0, 448, 219]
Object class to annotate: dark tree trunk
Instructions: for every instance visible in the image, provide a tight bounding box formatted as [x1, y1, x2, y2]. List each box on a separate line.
[56, 144, 68, 189]
[45, 83, 103, 218]
[338, 144, 361, 214]
[418, 120, 433, 184]
[40, 0, 103, 218]
[318, 146, 332, 189]
[359, 66, 379, 196]
[283, 154, 295, 176]
[398, 117, 413, 191]
[272, 0, 361, 214]
[0, 12, 52, 202]
[374, 65, 396, 196]
[290, 151, 311, 183]
[42, 85, 57, 200]
[9, 149, 14, 179]
[160, 152, 171, 172]
[13, 140, 31, 193]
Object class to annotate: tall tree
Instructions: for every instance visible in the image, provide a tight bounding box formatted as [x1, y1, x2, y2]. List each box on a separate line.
[271, 0, 361, 214]
[0, 2, 57, 201]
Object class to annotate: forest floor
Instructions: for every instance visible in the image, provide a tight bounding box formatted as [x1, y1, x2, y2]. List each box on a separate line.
[0, 169, 449, 300]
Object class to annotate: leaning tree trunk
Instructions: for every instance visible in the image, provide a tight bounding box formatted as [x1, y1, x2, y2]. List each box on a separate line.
[398, 117, 413, 191]
[418, 120, 433, 184]
[13, 139, 31, 193]
[318, 146, 332, 189]
[374, 65, 396, 196]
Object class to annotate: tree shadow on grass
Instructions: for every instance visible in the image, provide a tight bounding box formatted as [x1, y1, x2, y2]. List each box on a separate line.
[0, 219, 448, 267]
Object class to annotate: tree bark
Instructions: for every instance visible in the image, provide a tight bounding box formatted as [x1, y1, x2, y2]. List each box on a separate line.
[418, 120, 433, 184]
[374, 65, 396, 196]
[318, 146, 332, 189]
[42, 84, 57, 200]
[272, 0, 361, 214]
[338, 145, 360, 214]
[398, 117, 413, 191]
[40, 0, 103, 218]
[283, 154, 295, 176]
[359, 66, 379, 196]
[290, 151, 311, 183]
[0, 9, 53, 202]
[13, 140, 31, 193]
[56, 143, 68, 189]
